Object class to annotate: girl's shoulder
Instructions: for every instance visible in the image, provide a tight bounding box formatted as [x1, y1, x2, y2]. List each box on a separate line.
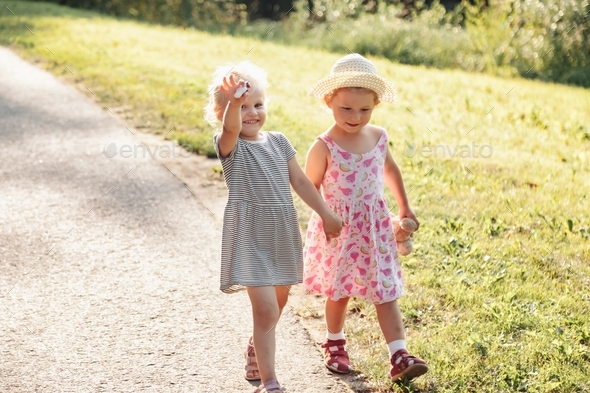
[315, 129, 335, 147]
[266, 131, 287, 140]
[308, 135, 331, 154]
[264, 131, 297, 159]
[265, 131, 294, 146]
[265, 131, 294, 147]
[366, 124, 388, 139]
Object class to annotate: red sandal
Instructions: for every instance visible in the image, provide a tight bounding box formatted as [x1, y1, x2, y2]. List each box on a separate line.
[390, 349, 428, 382]
[321, 339, 352, 374]
[244, 337, 261, 381]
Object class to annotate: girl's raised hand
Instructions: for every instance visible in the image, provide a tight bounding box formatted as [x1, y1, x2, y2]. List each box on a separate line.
[220, 75, 250, 106]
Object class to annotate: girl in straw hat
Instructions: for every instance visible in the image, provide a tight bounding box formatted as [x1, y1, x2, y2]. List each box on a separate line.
[205, 61, 343, 393]
[303, 54, 428, 382]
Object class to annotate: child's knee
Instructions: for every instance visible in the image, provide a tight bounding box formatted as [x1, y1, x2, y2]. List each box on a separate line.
[252, 303, 280, 326]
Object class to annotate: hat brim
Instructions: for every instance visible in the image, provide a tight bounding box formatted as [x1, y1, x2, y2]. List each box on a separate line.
[308, 72, 398, 103]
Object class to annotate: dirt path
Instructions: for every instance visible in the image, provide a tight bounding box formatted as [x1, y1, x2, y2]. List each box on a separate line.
[0, 46, 355, 393]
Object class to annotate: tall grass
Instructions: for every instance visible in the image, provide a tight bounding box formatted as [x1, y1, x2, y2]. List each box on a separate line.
[40, 0, 590, 86]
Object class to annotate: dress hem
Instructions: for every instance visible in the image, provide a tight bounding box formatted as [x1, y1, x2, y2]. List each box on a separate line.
[221, 280, 303, 294]
[304, 286, 404, 304]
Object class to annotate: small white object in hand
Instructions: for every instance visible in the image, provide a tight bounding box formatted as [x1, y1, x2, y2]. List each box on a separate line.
[234, 83, 249, 98]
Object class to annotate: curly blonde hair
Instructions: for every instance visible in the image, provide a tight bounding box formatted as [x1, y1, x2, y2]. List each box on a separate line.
[204, 61, 269, 128]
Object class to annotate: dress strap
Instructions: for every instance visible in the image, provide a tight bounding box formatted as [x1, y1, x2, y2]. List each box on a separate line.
[376, 128, 388, 154]
[317, 133, 334, 149]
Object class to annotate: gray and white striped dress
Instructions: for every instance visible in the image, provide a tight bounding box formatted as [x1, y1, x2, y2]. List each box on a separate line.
[213, 131, 303, 293]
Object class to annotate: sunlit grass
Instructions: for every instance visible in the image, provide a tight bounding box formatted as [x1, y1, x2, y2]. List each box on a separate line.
[1, 2, 589, 392]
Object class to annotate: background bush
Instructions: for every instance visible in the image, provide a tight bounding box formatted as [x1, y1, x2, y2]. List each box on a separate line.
[45, 0, 590, 86]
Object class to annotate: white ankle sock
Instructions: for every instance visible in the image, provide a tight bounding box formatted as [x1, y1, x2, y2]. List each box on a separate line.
[326, 330, 345, 341]
[387, 339, 407, 357]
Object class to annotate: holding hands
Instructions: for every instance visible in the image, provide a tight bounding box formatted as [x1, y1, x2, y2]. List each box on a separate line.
[322, 210, 345, 241]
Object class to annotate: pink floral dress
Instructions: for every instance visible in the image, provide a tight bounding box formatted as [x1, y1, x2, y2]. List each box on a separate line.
[303, 129, 404, 304]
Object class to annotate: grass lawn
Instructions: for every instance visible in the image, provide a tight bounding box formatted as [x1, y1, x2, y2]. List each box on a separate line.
[1, 2, 589, 392]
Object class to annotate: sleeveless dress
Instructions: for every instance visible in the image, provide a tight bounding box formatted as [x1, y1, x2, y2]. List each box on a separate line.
[214, 131, 303, 293]
[303, 129, 404, 304]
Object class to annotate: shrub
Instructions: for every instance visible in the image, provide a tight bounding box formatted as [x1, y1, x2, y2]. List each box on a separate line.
[461, 0, 590, 85]
[51, 0, 248, 31]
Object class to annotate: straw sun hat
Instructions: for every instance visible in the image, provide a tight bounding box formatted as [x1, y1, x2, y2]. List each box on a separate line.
[309, 53, 398, 103]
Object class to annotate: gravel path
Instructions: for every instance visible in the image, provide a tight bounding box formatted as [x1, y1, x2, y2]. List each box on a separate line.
[0, 46, 352, 393]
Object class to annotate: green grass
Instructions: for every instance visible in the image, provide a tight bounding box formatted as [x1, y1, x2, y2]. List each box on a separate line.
[2, 2, 589, 392]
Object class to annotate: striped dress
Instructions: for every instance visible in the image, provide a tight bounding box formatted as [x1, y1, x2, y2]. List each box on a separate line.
[213, 131, 303, 293]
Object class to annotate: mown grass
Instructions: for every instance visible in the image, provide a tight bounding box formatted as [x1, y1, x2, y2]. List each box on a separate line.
[1, 2, 589, 392]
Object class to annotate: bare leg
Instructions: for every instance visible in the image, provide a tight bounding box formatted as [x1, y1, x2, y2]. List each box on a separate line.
[275, 285, 291, 316]
[247, 286, 280, 384]
[325, 297, 350, 334]
[374, 299, 405, 343]
[323, 297, 353, 374]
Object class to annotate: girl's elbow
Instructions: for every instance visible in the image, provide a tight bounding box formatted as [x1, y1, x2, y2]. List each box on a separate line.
[383, 166, 395, 179]
[289, 175, 304, 191]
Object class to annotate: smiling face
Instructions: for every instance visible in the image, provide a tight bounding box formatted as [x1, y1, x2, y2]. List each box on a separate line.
[327, 88, 378, 134]
[238, 86, 266, 140]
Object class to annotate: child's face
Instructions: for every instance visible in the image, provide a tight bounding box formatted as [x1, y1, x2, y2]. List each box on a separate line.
[239, 86, 266, 139]
[328, 89, 377, 133]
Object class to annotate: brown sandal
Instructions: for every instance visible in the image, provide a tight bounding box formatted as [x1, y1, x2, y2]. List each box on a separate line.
[245, 337, 261, 381]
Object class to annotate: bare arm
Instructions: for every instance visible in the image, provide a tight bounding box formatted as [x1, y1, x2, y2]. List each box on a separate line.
[287, 157, 342, 239]
[304, 139, 330, 191]
[217, 77, 249, 158]
[384, 147, 420, 229]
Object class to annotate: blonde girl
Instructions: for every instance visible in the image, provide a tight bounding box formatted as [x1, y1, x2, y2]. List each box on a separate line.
[205, 61, 343, 393]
